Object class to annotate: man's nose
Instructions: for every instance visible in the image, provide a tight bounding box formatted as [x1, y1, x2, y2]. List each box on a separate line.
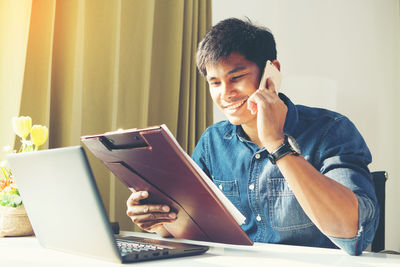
[221, 83, 236, 100]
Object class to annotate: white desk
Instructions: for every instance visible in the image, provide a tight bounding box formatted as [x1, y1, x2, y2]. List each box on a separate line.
[1, 231, 399, 267]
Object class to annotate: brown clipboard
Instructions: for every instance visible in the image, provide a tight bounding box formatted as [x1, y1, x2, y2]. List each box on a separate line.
[81, 125, 253, 246]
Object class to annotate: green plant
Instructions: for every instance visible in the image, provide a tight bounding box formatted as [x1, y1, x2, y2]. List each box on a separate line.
[0, 163, 21, 207]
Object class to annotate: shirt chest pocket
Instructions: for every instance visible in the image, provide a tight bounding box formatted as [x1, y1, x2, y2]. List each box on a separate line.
[267, 178, 314, 231]
[213, 179, 244, 214]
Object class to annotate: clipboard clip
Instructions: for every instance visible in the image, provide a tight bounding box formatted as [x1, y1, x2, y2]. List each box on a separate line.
[99, 134, 150, 151]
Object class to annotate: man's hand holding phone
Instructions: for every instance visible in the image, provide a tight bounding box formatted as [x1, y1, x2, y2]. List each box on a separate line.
[247, 60, 288, 152]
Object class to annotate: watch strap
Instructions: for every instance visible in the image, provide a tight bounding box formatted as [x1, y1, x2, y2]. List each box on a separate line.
[267, 135, 299, 164]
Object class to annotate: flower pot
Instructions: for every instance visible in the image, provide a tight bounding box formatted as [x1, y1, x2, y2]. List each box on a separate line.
[0, 205, 34, 237]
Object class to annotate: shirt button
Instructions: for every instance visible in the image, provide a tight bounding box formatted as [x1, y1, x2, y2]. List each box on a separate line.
[256, 215, 262, 222]
[255, 153, 261, 159]
[249, 184, 255, 190]
[219, 184, 223, 190]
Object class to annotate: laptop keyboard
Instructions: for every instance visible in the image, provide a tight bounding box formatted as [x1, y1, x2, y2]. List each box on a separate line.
[116, 240, 167, 254]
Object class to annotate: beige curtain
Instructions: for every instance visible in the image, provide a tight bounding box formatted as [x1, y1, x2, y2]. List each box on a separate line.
[0, 0, 212, 231]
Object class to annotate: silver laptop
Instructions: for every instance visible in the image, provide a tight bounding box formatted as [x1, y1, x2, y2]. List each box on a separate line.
[6, 146, 208, 263]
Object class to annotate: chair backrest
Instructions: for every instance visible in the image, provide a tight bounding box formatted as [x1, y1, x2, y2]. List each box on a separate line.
[370, 171, 388, 252]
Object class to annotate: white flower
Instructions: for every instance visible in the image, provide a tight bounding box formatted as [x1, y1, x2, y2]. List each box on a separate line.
[12, 116, 32, 140]
[9, 194, 22, 206]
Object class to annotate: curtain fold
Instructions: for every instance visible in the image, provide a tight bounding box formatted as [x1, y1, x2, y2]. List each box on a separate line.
[177, 0, 213, 153]
[0, 0, 212, 231]
[0, 0, 32, 154]
[20, 0, 55, 136]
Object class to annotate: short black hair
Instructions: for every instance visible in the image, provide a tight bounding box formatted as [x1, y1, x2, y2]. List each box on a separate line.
[196, 18, 277, 77]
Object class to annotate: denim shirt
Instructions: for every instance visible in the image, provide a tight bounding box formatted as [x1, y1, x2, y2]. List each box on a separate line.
[192, 93, 379, 256]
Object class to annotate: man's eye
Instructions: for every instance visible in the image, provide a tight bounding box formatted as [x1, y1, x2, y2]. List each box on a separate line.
[232, 74, 245, 81]
[210, 81, 220, 86]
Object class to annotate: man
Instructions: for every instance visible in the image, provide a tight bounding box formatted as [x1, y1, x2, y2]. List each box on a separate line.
[126, 18, 379, 256]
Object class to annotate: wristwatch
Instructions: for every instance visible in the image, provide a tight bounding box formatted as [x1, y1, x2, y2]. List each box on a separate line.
[267, 135, 301, 164]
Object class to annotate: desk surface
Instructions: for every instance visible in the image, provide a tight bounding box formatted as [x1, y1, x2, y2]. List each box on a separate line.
[1, 231, 399, 267]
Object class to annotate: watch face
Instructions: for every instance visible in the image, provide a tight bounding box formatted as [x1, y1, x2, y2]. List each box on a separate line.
[287, 136, 301, 154]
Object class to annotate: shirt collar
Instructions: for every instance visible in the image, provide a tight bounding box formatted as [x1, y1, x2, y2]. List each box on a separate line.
[222, 124, 247, 141]
[280, 93, 299, 136]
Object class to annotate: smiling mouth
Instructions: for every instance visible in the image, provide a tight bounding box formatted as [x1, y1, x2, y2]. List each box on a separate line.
[222, 98, 248, 110]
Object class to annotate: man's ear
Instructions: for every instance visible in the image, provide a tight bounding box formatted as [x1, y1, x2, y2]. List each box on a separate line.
[272, 60, 281, 71]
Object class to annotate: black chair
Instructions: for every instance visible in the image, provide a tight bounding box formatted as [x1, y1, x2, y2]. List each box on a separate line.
[370, 171, 388, 253]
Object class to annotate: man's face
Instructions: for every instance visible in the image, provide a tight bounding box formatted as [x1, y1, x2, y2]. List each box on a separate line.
[206, 52, 261, 126]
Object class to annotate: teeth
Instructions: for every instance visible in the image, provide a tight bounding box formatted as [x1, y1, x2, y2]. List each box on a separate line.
[224, 99, 247, 110]
[228, 102, 243, 109]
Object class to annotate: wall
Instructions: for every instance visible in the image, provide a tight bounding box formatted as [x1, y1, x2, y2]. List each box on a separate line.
[212, 0, 400, 251]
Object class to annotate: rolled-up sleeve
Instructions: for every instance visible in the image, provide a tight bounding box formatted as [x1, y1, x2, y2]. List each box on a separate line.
[318, 117, 380, 255]
[329, 193, 379, 255]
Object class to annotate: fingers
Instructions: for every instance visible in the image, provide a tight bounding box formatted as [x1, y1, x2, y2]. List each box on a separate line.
[248, 81, 276, 114]
[250, 59, 281, 114]
[126, 190, 149, 206]
[128, 210, 177, 223]
[128, 209, 176, 232]
[247, 99, 257, 115]
[126, 191, 177, 232]
[127, 203, 171, 216]
[266, 78, 276, 93]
